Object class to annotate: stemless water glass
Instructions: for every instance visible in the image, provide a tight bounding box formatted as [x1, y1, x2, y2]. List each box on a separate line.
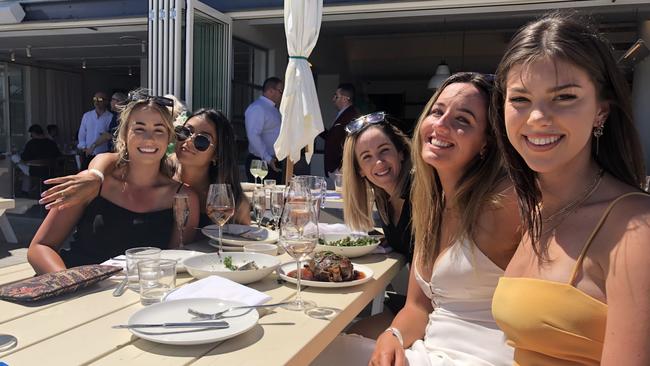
[252, 187, 266, 228]
[279, 198, 318, 311]
[270, 187, 286, 228]
[250, 159, 262, 185]
[206, 184, 235, 254]
[173, 193, 190, 247]
[125, 247, 161, 290]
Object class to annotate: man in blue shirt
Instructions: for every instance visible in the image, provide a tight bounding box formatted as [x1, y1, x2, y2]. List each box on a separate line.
[244, 77, 284, 182]
[77, 91, 113, 169]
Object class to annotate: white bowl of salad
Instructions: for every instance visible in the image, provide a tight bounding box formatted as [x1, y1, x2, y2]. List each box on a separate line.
[315, 234, 382, 258]
[182, 252, 280, 284]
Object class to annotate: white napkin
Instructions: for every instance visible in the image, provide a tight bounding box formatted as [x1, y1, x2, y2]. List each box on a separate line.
[164, 275, 271, 306]
[372, 244, 393, 254]
[317, 223, 352, 235]
[100, 255, 126, 270]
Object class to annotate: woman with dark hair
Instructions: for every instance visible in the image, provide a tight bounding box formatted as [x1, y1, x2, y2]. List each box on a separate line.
[40, 106, 251, 226]
[491, 11, 650, 365]
[315, 72, 521, 366]
[28, 94, 199, 274]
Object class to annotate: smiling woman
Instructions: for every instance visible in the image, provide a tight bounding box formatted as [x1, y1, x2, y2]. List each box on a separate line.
[27, 91, 200, 275]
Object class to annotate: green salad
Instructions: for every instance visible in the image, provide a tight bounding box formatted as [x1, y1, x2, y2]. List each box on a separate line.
[318, 236, 379, 247]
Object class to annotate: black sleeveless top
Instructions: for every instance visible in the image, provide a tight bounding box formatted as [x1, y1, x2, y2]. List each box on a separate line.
[61, 195, 175, 268]
[381, 178, 413, 263]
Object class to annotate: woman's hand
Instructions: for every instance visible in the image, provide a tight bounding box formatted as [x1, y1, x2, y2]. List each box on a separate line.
[39, 172, 102, 210]
[369, 331, 406, 366]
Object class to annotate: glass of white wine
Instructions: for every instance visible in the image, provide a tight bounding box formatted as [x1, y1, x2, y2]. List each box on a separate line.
[173, 193, 190, 247]
[206, 184, 235, 254]
[257, 160, 269, 183]
[279, 188, 318, 311]
[250, 159, 262, 186]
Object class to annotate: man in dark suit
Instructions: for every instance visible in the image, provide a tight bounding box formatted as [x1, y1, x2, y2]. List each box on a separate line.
[323, 83, 360, 177]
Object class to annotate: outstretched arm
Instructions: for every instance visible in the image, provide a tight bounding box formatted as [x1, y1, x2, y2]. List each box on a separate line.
[40, 153, 118, 210]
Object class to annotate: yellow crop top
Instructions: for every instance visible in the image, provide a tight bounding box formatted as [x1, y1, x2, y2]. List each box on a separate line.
[492, 192, 648, 366]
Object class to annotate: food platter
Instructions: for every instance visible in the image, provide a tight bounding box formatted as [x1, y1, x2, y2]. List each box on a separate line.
[277, 261, 373, 288]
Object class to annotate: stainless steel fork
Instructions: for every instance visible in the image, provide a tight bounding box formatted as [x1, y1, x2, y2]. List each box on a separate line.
[188, 301, 290, 320]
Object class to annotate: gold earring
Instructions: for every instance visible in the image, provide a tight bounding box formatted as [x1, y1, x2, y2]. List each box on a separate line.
[593, 122, 604, 155]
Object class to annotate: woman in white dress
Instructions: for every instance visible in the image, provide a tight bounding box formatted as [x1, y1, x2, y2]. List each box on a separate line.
[314, 72, 520, 366]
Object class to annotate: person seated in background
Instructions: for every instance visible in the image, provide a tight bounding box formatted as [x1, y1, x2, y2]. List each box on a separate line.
[46, 124, 64, 151]
[27, 91, 199, 275]
[11, 124, 61, 195]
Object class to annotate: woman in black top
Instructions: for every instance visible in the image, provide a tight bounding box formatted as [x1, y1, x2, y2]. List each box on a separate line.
[27, 93, 199, 274]
[341, 112, 413, 262]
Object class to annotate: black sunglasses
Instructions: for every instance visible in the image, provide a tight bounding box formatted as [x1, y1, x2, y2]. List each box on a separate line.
[174, 125, 215, 152]
[127, 91, 175, 113]
[345, 111, 388, 135]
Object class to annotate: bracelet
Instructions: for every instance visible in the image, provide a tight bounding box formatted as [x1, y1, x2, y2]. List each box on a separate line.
[87, 168, 105, 183]
[384, 327, 404, 348]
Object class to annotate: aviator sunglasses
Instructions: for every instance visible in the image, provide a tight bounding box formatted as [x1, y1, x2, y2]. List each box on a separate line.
[345, 111, 389, 135]
[174, 125, 215, 152]
[127, 91, 175, 115]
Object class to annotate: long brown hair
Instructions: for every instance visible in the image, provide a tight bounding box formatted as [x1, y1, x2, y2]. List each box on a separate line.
[412, 72, 506, 270]
[490, 11, 646, 257]
[342, 121, 412, 231]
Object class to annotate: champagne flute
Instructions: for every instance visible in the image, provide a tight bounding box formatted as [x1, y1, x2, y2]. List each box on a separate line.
[173, 193, 190, 247]
[206, 184, 235, 255]
[252, 187, 266, 228]
[279, 199, 318, 311]
[250, 159, 262, 186]
[270, 188, 285, 228]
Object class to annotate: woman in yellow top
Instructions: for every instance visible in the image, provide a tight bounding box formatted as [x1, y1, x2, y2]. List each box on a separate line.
[491, 11, 650, 366]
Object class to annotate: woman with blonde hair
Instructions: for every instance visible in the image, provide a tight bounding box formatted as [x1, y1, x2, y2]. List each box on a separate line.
[28, 92, 199, 274]
[491, 12, 650, 365]
[341, 112, 413, 262]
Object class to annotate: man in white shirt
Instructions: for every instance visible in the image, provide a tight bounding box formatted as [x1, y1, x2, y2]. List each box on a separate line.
[244, 77, 284, 182]
[77, 91, 113, 169]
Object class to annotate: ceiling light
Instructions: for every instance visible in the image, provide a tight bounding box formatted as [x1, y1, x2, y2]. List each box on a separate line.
[82, 60, 87, 69]
[427, 61, 451, 90]
[128, 67, 133, 76]
[10, 50, 15, 62]
[26, 45, 31, 58]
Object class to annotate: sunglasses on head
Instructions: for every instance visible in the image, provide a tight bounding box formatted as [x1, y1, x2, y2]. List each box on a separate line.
[345, 111, 388, 135]
[127, 91, 175, 114]
[174, 125, 215, 152]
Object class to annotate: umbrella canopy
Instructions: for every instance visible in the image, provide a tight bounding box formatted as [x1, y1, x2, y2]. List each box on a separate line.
[274, 0, 324, 165]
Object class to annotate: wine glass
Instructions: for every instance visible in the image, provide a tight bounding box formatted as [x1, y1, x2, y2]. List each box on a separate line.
[206, 184, 235, 254]
[294, 175, 326, 219]
[250, 159, 262, 186]
[252, 187, 266, 228]
[270, 187, 286, 228]
[279, 198, 318, 311]
[257, 160, 269, 182]
[173, 193, 190, 247]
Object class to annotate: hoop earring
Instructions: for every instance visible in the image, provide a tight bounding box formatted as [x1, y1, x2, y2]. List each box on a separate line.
[593, 123, 604, 155]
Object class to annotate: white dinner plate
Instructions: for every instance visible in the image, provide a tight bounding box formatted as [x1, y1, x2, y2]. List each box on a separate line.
[277, 261, 374, 288]
[201, 224, 279, 246]
[160, 250, 203, 272]
[207, 241, 243, 252]
[127, 298, 258, 345]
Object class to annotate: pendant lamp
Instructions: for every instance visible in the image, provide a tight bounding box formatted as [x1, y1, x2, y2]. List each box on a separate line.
[427, 61, 451, 90]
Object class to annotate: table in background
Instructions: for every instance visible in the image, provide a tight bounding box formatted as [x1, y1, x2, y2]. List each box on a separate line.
[0, 198, 17, 243]
[0, 243, 403, 365]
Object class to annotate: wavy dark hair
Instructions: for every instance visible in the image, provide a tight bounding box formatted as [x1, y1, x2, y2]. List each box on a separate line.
[412, 72, 507, 269]
[490, 11, 646, 257]
[185, 108, 245, 207]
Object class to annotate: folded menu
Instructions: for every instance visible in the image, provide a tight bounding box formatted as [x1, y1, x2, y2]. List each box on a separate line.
[164, 275, 271, 306]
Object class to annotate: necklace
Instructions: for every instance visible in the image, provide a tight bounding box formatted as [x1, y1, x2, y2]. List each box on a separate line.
[541, 169, 604, 235]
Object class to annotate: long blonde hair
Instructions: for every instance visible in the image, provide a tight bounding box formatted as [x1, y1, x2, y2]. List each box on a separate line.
[342, 122, 412, 231]
[114, 91, 176, 177]
[411, 72, 506, 270]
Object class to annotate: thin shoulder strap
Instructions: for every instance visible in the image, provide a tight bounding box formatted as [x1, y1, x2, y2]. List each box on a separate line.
[176, 182, 184, 193]
[569, 191, 649, 285]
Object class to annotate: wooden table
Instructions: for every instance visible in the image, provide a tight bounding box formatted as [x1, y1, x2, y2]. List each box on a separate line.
[0, 246, 403, 365]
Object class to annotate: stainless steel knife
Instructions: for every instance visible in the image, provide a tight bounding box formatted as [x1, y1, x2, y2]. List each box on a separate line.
[113, 321, 229, 329]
